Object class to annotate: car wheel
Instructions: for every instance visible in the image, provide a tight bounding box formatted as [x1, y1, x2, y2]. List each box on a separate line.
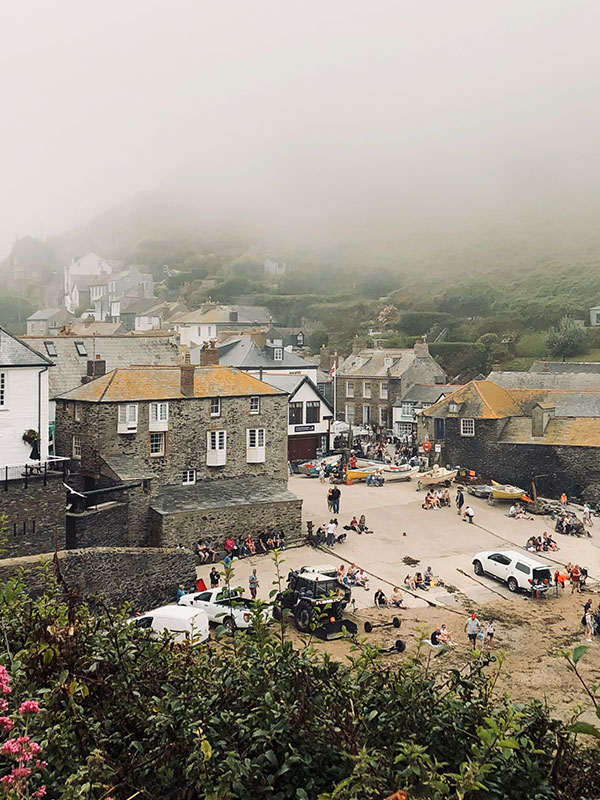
[223, 616, 236, 635]
[294, 602, 313, 632]
[507, 577, 518, 593]
[473, 560, 483, 576]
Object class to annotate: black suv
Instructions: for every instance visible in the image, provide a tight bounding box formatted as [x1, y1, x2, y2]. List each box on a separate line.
[275, 565, 357, 640]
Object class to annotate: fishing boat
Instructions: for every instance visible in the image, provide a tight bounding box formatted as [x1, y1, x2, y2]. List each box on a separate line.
[490, 480, 526, 501]
[346, 466, 379, 482]
[297, 454, 340, 477]
[415, 465, 458, 490]
[367, 463, 419, 482]
[467, 484, 493, 499]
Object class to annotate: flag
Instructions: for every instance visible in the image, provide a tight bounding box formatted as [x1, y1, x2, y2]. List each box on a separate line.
[329, 362, 336, 378]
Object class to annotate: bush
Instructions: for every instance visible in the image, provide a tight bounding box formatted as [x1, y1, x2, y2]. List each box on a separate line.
[429, 341, 488, 378]
[396, 311, 452, 337]
[546, 317, 588, 360]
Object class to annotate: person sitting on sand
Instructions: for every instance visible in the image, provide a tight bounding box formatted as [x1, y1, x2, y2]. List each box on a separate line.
[440, 488, 451, 507]
[542, 532, 559, 551]
[422, 492, 437, 510]
[439, 623, 456, 646]
[374, 588, 389, 608]
[404, 574, 416, 590]
[358, 514, 373, 534]
[390, 586, 407, 608]
[414, 572, 428, 591]
[356, 568, 370, 591]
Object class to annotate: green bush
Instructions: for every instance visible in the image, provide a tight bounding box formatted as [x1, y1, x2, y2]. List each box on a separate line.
[429, 341, 488, 377]
[396, 311, 452, 336]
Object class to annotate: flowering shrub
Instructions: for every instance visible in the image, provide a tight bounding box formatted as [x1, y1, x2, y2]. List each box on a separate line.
[0, 666, 46, 799]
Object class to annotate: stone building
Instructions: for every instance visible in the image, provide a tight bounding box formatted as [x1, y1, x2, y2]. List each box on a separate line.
[419, 378, 600, 497]
[337, 341, 446, 429]
[54, 363, 302, 549]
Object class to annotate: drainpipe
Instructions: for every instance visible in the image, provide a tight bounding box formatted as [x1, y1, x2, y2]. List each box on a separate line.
[38, 367, 48, 460]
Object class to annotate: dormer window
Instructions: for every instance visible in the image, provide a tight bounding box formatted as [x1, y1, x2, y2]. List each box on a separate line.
[448, 403, 458, 413]
[273, 348, 283, 361]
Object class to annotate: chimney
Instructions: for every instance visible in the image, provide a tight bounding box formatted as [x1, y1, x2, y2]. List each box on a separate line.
[542, 362, 549, 372]
[352, 336, 361, 355]
[199, 340, 220, 366]
[180, 364, 195, 396]
[250, 331, 267, 349]
[86, 359, 106, 378]
[319, 345, 331, 372]
[413, 340, 430, 358]
[531, 402, 555, 437]
[492, 361, 501, 372]
[229, 310, 238, 322]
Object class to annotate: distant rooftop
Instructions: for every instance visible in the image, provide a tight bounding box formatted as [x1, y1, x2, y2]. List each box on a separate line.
[0, 328, 53, 368]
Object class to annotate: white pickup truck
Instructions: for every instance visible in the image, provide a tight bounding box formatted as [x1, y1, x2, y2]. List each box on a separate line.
[178, 587, 272, 633]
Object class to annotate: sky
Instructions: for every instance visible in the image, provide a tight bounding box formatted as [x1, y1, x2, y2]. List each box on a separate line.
[2, 1, 600, 256]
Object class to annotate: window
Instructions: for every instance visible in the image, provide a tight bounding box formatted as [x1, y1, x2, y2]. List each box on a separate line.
[210, 397, 221, 417]
[117, 404, 138, 433]
[363, 382, 371, 399]
[289, 402, 303, 425]
[448, 403, 458, 413]
[250, 396, 260, 414]
[44, 341, 57, 357]
[108, 282, 116, 294]
[434, 418, 445, 440]
[149, 402, 169, 431]
[247, 428, 266, 463]
[346, 382, 354, 398]
[515, 562, 531, 574]
[379, 407, 387, 425]
[72, 435, 82, 459]
[0, 373, 5, 407]
[306, 401, 320, 424]
[460, 418, 475, 437]
[74, 341, 87, 357]
[362, 405, 370, 424]
[274, 348, 283, 361]
[380, 381, 388, 400]
[182, 469, 196, 485]
[74, 403, 80, 422]
[345, 404, 355, 424]
[207, 429, 226, 466]
[488, 554, 511, 566]
[297, 332, 304, 346]
[149, 432, 165, 456]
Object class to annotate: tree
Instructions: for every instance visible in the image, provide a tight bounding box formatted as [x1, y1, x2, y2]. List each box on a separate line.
[546, 316, 588, 361]
[308, 328, 329, 352]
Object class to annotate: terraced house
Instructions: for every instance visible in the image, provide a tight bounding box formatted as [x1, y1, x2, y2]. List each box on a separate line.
[54, 363, 301, 550]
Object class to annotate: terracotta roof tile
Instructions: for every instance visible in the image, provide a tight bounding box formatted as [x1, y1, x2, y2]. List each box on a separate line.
[423, 380, 523, 419]
[55, 365, 284, 402]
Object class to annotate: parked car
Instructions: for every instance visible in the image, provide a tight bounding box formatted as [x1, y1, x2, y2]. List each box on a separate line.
[129, 605, 210, 644]
[178, 587, 272, 633]
[472, 550, 553, 593]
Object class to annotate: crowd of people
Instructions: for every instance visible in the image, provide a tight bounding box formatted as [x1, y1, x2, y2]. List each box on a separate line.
[525, 532, 559, 552]
[337, 563, 370, 590]
[421, 488, 451, 510]
[195, 530, 286, 566]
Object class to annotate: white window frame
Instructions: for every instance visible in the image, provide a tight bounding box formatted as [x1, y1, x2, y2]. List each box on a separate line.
[306, 400, 320, 424]
[273, 348, 283, 361]
[74, 402, 80, 422]
[448, 403, 458, 413]
[380, 381, 388, 400]
[250, 396, 260, 414]
[74, 341, 87, 357]
[460, 418, 475, 437]
[346, 381, 354, 398]
[182, 469, 196, 485]
[345, 404, 355, 424]
[362, 405, 370, 424]
[0, 372, 6, 407]
[72, 434, 82, 459]
[401, 402, 414, 417]
[246, 428, 266, 463]
[207, 429, 227, 466]
[117, 404, 138, 433]
[149, 431, 165, 456]
[149, 401, 169, 431]
[210, 397, 221, 417]
[363, 381, 371, 399]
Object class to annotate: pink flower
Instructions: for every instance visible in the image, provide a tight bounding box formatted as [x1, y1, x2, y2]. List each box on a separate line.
[18, 701, 40, 715]
[0, 716, 13, 732]
[0, 700, 8, 712]
[0, 774, 14, 785]
[1, 738, 20, 755]
[33, 788, 47, 798]
[10, 766, 31, 780]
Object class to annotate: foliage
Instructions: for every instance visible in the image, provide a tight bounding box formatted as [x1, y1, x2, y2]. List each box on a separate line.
[546, 317, 588, 360]
[428, 342, 488, 379]
[0, 571, 598, 799]
[308, 328, 329, 352]
[396, 312, 452, 337]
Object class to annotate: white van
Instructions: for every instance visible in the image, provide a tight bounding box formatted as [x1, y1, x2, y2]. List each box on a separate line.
[129, 605, 210, 645]
[472, 550, 553, 593]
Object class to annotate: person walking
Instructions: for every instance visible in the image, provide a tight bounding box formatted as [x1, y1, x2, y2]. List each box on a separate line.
[330, 486, 342, 514]
[249, 569, 259, 599]
[583, 503, 594, 528]
[319, 461, 326, 484]
[326, 519, 337, 547]
[465, 612, 480, 647]
[210, 567, 220, 589]
[585, 607, 594, 642]
[456, 486, 465, 516]
[485, 620, 495, 649]
[571, 564, 582, 594]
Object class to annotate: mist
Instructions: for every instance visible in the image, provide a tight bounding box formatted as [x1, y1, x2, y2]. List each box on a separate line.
[2, 0, 600, 258]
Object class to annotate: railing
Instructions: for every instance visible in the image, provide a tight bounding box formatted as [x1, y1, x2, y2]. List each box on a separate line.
[2, 457, 70, 490]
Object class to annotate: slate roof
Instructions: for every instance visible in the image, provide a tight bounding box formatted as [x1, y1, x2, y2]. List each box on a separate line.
[27, 308, 72, 322]
[22, 334, 179, 397]
[261, 373, 333, 411]
[175, 304, 272, 325]
[0, 328, 53, 368]
[500, 417, 600, 448]
[489, 370, 600, 389]
[422, 380, 524, 419]
[151, 477, 298, 515]
[338, 348, 416, 378]
[529, 361, 600, 375]
[196, 338, 318, 371]
[55, 365, 284, 402]
[401, 383, 463, 405]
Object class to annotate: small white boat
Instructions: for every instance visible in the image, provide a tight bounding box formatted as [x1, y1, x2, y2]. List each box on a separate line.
[366, 462, 419, 482]
[416, 466, 458, 490]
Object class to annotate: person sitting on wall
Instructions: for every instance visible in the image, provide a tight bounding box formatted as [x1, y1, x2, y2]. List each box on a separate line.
[244, 534, 256, 555]
[258, 530, 271, 553]
[374, 588, 389, 608]
[224, 537, 240, 558]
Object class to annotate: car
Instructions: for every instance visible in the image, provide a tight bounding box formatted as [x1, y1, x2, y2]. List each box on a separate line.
[274, 564, 358, 640]
[178, 587, 272, 633]
[129, 605, 210, 644]
[472, 550, 553, 593]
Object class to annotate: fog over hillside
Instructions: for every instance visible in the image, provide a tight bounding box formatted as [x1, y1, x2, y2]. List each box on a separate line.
[3, 1, 600, 265]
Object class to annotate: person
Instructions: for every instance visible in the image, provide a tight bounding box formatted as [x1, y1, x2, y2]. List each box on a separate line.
[462, 505, 475, 524]
[374, 588, 389, 608]
[583, 503, 594, 527]
[485, 620, 495, 649]
[249, 569, 259, 600]
[424, 566, 434, 586]
[258, 530, 270, 553]
[335, 530, 347, 545]
[422, 492, 436, 510]
[542, 532, 558, 552]
[571, 564, 582, 594]
[346, 515, 360, 532]
[403, 574, 416, 590]
[330, 486, 341, 514]
[176, 584, 186, 601]
[319, 461, 326, 484]
[326, 519, 337, 547]
[244, 534, 256, 555]
[585, 607, 594, 642]
[525, 537, 537, 552]
[414, 572, 428, 591]
[224, 537, 239, 558]
[455, 486, 465, 516]
[195, 541, 209, 564]
[560, 492, 568, 505]
[358, 514, 373, 534]
[210, 567, 220, 588]
[441, 488, 451, 507]
[356, 568, 369, 589]
[349, 454, 357, 469]
[336, 564, 346, 582]
[431, 627, 442, 646]
[439, 624, 456, 646]
[390, 586, 406, 608]
[465, 612, 480, 647]
[326, 487, 334, 513]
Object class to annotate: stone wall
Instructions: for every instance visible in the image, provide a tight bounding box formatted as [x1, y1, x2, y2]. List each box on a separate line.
[0, 547, 197, 612]
[66, 502, 129, 549]
[151, 497, 303, 552]
[0, 472, 66, 556]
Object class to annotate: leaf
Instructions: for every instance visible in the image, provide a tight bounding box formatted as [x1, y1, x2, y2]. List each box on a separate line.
[570, 721, 600, 739]
[572, 645, 589, 664]
[296, 790, 309, 800]
[201, 739, 212, 761]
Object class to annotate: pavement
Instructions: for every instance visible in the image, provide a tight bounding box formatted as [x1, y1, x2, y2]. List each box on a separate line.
[196, 474, 600, 610]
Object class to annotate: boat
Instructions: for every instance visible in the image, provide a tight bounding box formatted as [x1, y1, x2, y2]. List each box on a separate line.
[297, 454, 341, 477]
[490, 480, 526, 501]
[415, 466, 458, 490]
[346, 466, 379, 482]
[366, 462, 419, 482]
[467, 484, 493, 499]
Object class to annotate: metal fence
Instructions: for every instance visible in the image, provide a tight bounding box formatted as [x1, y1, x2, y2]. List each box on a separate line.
[2, 457, 70, 490]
